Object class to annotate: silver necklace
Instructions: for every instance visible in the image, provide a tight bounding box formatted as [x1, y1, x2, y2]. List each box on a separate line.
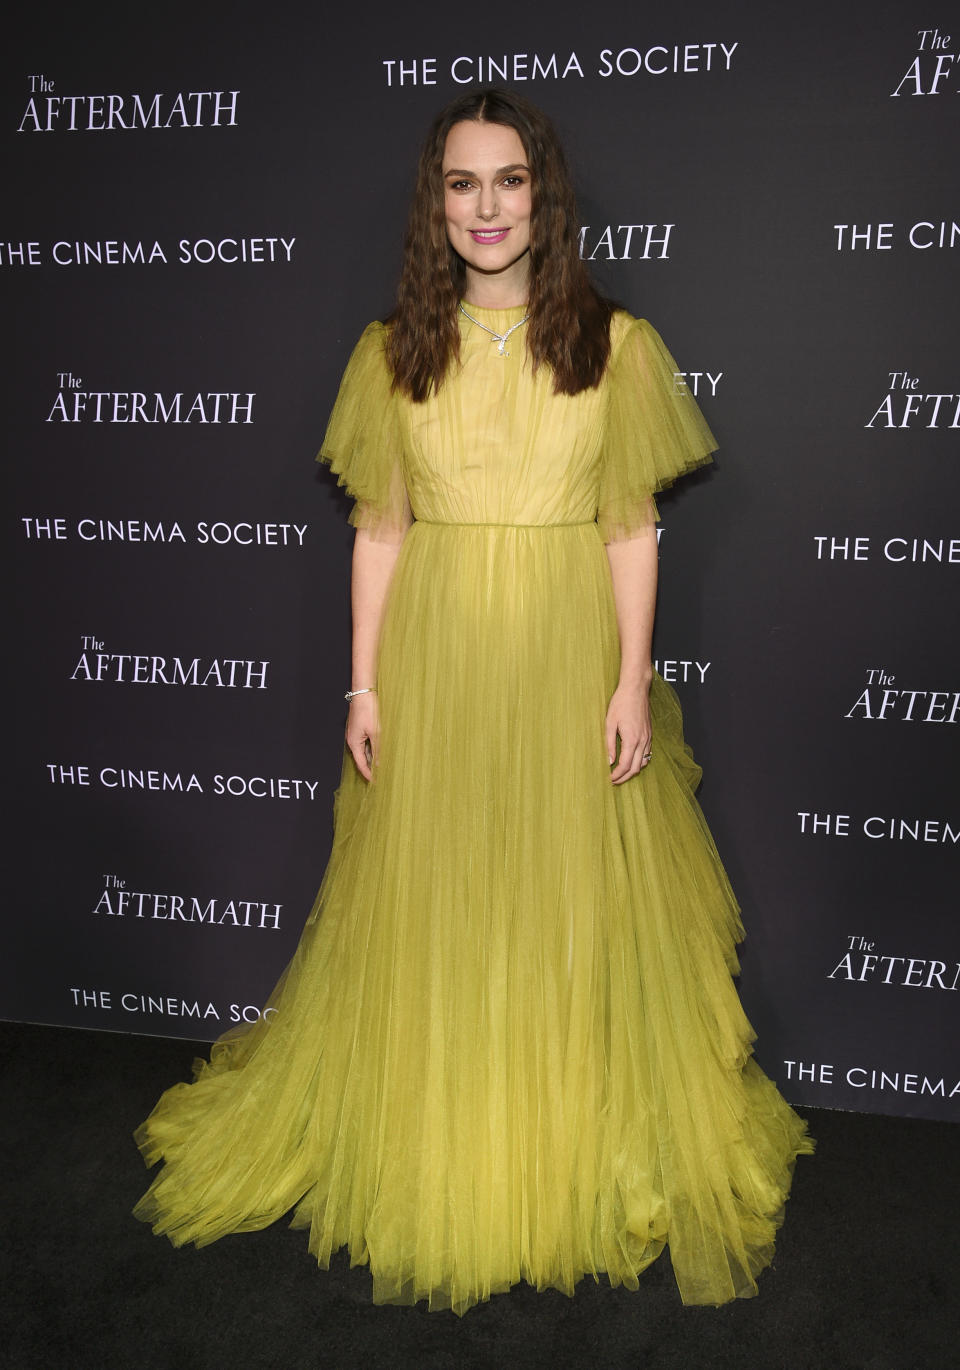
[458, 302, 530, 357]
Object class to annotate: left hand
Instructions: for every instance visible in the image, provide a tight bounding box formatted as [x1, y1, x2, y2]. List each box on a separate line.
[605, 682, 653, 784]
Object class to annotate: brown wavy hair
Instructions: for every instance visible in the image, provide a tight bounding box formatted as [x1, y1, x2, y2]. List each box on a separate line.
[387, 89, 613, 401]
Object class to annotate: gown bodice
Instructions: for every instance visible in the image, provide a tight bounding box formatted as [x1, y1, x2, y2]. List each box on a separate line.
[406, 305, 606, 528]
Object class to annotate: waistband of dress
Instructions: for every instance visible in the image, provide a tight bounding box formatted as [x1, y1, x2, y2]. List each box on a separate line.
[413, 519, 597, 530]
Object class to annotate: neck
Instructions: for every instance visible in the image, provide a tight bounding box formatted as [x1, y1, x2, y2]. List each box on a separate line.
[462, 262, 530, 310]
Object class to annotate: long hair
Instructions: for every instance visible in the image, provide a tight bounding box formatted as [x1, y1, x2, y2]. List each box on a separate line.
[387, 89, 613, 401]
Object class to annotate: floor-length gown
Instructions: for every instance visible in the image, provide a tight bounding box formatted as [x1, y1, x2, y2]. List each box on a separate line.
[134, 306, 813, 1315]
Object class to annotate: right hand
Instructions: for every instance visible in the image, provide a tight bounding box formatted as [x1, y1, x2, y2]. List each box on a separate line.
[346, 691, 379, 782]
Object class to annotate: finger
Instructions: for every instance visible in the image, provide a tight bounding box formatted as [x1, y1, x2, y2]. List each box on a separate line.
[347, 731, 373, 782]
[610, 734, 639, 782]
[638, 733, 653, 770]
[614, 752, 647, 784]
[605, 715, 618, 766]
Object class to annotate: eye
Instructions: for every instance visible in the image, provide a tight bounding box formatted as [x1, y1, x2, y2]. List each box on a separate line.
[447, 179, 474, 192]
[501, 175, 526, 188]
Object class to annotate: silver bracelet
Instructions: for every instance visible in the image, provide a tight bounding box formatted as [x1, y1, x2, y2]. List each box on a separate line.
[344, 686, 377, 701]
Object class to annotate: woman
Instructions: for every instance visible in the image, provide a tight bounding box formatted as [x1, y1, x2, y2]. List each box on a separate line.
[135, 89, 813, 1315]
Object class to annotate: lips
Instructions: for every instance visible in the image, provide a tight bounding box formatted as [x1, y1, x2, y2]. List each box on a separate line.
[468, 229, 510, 244]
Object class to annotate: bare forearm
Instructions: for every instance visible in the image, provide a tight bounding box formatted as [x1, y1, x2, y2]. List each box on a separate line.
[351, 528, 406, 688]
[604, 508, 658, 689]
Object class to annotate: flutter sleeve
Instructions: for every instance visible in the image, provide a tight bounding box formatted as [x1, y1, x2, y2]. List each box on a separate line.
[597, 316, 718, 542]
[317, 321, 412, 542]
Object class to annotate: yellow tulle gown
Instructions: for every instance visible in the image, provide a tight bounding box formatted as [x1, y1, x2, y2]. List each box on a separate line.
[134, 306, 813, 1314]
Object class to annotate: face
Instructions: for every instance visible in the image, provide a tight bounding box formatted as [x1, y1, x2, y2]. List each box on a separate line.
[442, 120, 532, 297]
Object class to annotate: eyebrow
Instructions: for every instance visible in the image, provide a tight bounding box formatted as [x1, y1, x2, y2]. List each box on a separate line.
[442, 163, 530, 177]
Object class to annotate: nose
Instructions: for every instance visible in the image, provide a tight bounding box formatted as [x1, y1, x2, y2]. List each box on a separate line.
[476, 182, 499, 221]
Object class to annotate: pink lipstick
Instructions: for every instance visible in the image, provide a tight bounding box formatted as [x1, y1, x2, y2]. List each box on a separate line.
[469, 229, 510, 244]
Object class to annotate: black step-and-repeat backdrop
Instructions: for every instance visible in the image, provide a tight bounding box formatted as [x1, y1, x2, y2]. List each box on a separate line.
[5, 4, 957, 1121]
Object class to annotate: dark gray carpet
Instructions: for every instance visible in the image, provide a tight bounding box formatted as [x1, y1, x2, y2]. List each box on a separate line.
[0, 1021, 955, 1370]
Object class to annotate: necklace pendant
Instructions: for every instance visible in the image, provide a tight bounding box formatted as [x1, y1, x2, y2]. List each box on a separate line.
[458, 303, 530, 358]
